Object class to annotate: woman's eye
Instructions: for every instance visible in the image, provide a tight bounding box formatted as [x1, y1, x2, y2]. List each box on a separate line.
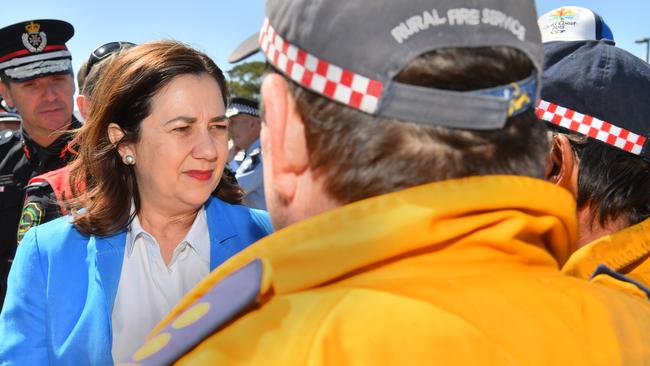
[173, 126, 190, 133]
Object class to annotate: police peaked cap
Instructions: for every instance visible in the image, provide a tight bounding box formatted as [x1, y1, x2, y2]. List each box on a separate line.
[0, 19, 74, 82]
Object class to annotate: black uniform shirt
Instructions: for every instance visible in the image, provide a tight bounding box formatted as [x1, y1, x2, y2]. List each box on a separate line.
[0, 117, 79, 271]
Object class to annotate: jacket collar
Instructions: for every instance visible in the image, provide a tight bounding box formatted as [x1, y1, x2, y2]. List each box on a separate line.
[20, 116, 81, 165]
[191, 175, 577, 297]
[92, 197, 238, 311]
[563, 218, 650, 283]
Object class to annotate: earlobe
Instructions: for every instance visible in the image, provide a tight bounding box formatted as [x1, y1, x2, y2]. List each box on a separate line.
[107, 123, 133, 159]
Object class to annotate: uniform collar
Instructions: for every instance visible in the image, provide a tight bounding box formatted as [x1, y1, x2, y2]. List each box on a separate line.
[21, 115, 80, 165]
[563, 218, 650, 282]
[190, 175, 578, 296]
[245, 139, 261, 156]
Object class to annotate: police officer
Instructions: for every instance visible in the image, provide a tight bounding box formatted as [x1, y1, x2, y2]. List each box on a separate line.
[15, 41, 136, 245]
[0, 19, 79, 307]
[226, 97, 265, 209]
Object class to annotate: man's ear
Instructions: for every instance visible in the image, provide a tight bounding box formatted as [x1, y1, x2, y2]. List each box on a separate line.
[76, 95, 90, 121]
[0, 82, 14, 107]
[107, 122, 133, 160]
[545, 134, 579, 197]
[260, 73, 309, 202]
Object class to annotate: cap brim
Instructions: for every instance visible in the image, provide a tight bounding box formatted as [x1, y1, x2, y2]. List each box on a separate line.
[228, 33, 260, 64]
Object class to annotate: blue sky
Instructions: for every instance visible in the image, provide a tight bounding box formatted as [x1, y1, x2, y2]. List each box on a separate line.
[3, 0, 649, 86]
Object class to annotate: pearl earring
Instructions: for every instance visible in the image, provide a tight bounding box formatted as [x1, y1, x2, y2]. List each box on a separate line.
[123, 155, 135, 165]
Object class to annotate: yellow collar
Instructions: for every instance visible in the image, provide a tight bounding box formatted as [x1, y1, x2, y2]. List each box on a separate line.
[239, 175, 576, 293]
[563, 218, 650, 280]
[154, 175, 577, 333]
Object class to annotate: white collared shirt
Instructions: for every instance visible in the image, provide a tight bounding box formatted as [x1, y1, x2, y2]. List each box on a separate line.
[111, 207, 210, 362]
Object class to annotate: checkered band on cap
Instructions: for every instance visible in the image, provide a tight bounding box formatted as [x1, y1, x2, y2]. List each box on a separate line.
[536, 99, 647, 156]
[259, 18, 383, 114]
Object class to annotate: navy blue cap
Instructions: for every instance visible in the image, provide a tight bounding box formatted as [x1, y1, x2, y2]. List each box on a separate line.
[537, 40, 650, 161]
[226, 97, 260, 118]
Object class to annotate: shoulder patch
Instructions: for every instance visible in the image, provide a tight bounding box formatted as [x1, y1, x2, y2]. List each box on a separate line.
[16, 202, 44, 243]
[0, 129, 15, 145]
[120, 259, 264, 365]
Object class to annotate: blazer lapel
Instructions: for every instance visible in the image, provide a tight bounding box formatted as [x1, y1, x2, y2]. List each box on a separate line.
[81, 231, 126, 364]
[205, 198, 238, 269]
[91, 231, 127, 316]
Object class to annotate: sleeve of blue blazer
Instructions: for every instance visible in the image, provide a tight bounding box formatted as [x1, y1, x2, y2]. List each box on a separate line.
[0, 228, 48, 365]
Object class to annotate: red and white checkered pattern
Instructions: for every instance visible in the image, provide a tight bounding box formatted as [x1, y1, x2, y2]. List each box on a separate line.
[259, 18, 383, 114]
[536, 99, 647, 156]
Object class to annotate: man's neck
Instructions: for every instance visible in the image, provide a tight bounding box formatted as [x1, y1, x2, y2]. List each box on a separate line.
[577, 207, 630, 248]
[23, 120, 72, 148]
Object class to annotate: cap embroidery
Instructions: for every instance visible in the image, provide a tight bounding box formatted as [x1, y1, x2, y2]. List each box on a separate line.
[21, 21, 47, 53]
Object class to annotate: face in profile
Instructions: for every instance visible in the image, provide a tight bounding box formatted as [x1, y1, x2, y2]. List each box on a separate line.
[1, 74, 75, 134]
[126, 73, 229, 211]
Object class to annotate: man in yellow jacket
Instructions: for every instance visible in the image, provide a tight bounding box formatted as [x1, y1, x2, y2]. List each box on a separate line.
[535, 37, 650, 294]
[121, 0, 650, 365]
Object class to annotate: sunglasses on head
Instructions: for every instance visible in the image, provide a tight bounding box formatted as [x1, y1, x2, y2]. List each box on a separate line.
[83, 41, 136, 76]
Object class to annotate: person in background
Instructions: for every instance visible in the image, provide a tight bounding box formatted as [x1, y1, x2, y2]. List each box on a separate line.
[15, 41, 135, 243]
[226, 97, 265, 209]
[0, 40, 272, 365]
[0, 19, 80, 309]
[536, 37, 650, 293]
[122, 0, 650, 365]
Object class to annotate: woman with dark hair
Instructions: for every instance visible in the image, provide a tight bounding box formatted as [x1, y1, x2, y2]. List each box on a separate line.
[0, 40, 272, 365]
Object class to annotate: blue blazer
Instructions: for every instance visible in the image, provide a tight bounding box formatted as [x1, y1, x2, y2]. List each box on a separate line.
[0, 197, 272, 366]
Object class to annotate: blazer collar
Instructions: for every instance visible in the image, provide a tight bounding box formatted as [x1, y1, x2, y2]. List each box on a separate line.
[91, 197, 238, 306]
[205, 196, 238, 268]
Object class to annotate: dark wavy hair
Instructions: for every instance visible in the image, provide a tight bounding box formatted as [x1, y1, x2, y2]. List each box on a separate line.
[69, 40, 243, 236]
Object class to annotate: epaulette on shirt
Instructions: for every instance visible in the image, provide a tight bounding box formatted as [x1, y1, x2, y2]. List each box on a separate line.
[249, 147, 261, 165]
[119, 259, 264, 365]
[24, 179, 51, 192]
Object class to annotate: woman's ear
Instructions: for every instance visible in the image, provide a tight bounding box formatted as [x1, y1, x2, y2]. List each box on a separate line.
[545, 134, 579, 197]
[107, 123, 133, 159]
